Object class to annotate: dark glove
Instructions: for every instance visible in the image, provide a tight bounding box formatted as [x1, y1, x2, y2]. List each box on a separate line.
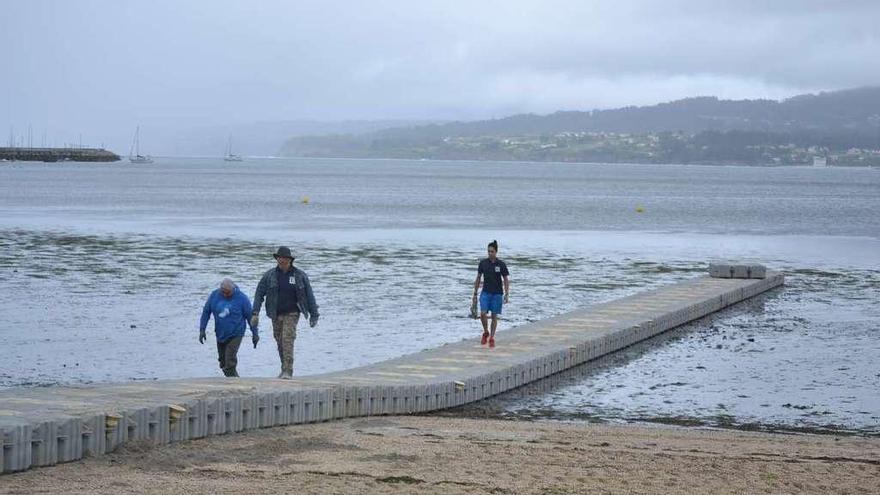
[309, 316, 319, 328]
[252, 334, 260, 349]
[199, 330, 206, 344]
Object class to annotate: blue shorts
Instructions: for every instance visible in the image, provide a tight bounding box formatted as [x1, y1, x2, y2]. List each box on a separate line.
[479, 292, 503, 314]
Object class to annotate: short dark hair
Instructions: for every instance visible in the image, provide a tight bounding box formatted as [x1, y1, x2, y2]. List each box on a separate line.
[488, 239, 498, 251]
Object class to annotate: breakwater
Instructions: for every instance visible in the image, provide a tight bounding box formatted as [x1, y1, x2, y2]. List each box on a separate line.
[0, 147, 120, 163]
[0, 264, 782, 474]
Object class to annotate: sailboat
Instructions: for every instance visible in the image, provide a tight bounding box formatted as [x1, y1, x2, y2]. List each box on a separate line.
[129, 126, 153, 164]
[223, 135, 243, 162]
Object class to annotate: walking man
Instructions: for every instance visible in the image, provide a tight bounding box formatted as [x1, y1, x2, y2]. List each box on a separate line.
[199, 278, 259, 377]
[472, 240, 509, 348]
[252, 246, 320, 379]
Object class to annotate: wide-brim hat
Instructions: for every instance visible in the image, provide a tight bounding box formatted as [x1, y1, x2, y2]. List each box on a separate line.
[273, 246, 295, 260]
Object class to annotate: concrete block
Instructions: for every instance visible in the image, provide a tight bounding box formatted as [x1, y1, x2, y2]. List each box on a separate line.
[287, 390, 304, 424]
[709, 264, 733, 278]
[344, 386, 359, 418]
[186, 400, 208, 439]
[30, 421, 57, 467]
[125, 408, 150, 442]
[502, 367, 514, 391]
[374, 386, 391, 414]
[356, 386, 372, 416]
[446, 382, 461, 408]
[487, 372, 501, 396]
[365, 387, 380, 416]
[555, 350, 566, 373]
[204, 399, 225, 436]
[732, 265, 750, 279]
[241, 395, 259, 430]
[430, 383, 444, 410]
[301, 390, 316, 422]
[511, 364, 523, 388]
[81, 414, 106, 456]
[545, 353, 556, 376]
[421, 384, 434, 412]
[402, 385, 417, 414]
[412, 385, 428, 413]
[223, 398, 242, 433]
[396, 385, 411, 414]
[257, 393, 275, 428]
[450, 381, 464, 407]
[318, 388, 334, 421]
[540, 356, 551, 379]
[56, 417, 83, 462]
[477, 374, 490, 400]
[270, 392, 290, 426]
[428, 383, 441, 411]
[148, 406, 171, 444]
[465, 377, 480, 403]
[2, 423, 32, 473]
[168, 405, 189, 443]
[105, 413, 125, 451]
[331, 387, 345, 419]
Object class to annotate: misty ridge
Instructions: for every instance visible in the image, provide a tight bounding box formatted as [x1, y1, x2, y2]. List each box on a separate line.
[279, 87, 880, 166]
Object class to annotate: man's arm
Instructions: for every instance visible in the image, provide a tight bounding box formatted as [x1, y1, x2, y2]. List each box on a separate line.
[199, 294, 213, 332]
[303, 272, 319, 319]
[242, 295, 256, 333]
[503, 275, 510, 303]
[252, 272, 267, 315]
[473, 272, 481, 299]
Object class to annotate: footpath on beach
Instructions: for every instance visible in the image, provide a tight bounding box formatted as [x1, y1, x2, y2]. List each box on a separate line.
[0, 264, 783, 474]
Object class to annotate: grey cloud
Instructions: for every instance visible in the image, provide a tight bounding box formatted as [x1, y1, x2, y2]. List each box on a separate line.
[1, 0, 878, 153]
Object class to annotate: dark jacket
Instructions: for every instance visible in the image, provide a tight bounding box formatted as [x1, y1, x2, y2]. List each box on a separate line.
[199, 285, 256, 343]
[253, 266, 319, 320]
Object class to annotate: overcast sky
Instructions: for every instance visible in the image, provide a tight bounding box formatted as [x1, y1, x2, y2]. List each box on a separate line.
[2, 0, 878, 151]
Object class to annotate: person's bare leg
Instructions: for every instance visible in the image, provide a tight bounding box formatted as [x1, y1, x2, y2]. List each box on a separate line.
[490, 315, 498, 337]
[480, 311, 490, 344]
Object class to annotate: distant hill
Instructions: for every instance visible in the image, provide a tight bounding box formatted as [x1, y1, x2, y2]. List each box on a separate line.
[278, 87, 880, 163]
[128, 119, 437, 157]
[368, 86, 880, 138]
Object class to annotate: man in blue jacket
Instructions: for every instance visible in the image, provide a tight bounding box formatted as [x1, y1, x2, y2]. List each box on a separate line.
[200, 278, 259, 377]
[251, 246, 319, 379]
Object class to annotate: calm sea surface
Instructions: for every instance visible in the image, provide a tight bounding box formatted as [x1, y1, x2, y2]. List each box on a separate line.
[1, 158, 878, 434]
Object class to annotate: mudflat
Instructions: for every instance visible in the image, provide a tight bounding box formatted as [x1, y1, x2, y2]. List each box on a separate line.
[2, 416, 878, 494]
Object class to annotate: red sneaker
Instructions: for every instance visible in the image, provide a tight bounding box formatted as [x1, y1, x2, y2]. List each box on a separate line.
[488, 337, 495, 348]
[481, 332, 489, 345]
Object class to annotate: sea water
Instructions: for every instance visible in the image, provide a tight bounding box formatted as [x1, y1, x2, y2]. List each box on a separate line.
[1, 158, 877, 433]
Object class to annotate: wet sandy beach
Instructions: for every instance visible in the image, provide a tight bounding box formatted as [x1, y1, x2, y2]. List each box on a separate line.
[2, 416, 878, 494]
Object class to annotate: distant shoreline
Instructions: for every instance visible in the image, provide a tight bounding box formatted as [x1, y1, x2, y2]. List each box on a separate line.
[273, 153, 878, 168]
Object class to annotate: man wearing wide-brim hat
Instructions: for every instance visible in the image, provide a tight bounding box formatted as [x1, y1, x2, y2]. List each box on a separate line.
[252, 246, 320, 379]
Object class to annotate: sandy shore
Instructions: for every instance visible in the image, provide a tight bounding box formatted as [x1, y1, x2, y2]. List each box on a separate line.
[2, 416, 878, 494]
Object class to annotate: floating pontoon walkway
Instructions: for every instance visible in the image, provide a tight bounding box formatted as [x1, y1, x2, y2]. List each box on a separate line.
[0, 265, 782, 474]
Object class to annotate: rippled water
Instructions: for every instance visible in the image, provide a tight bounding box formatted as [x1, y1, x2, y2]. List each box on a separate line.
[1, 158, 878, 434]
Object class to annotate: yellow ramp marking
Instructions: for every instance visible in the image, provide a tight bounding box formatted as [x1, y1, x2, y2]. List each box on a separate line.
[366, 371, 435, 379]
[423, 357, 491, 364]
[395, 365, 463, 372]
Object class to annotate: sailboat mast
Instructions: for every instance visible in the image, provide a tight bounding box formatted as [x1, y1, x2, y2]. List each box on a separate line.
[129, 126, 137, 158]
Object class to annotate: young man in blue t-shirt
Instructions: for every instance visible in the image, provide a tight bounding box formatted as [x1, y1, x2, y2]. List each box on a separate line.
[472, 240, 510, 348]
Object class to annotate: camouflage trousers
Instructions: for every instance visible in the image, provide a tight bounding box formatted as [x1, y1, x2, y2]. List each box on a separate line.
[272, 312, 299, 375]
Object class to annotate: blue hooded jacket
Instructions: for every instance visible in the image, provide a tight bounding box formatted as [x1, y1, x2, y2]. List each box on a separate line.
[199, 285, 257, 343]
